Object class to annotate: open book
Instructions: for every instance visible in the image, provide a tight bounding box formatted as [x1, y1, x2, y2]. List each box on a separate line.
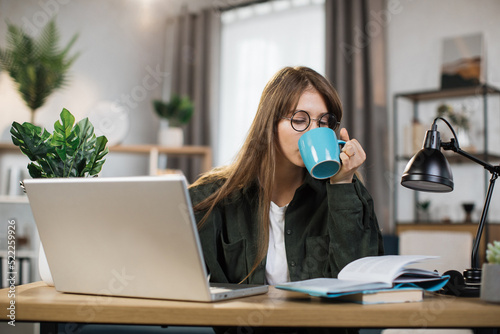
[276, 255, 450, 300]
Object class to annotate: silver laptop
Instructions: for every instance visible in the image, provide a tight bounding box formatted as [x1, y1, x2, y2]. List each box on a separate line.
[23, 175, 268, 302]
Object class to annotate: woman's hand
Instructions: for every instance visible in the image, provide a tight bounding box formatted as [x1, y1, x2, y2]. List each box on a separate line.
[329, 128, 366, 184]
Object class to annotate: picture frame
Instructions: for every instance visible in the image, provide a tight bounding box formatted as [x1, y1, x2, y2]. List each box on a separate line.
[440, 33, 484, 89]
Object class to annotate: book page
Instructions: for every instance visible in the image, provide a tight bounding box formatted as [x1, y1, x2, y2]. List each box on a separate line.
[338, 255, 438, 284]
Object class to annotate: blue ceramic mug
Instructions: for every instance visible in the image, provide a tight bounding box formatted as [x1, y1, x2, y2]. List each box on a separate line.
[298, 128, 346, 179]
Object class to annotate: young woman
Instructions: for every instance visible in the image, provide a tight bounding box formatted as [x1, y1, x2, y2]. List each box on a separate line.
[189, 66, 383, 286]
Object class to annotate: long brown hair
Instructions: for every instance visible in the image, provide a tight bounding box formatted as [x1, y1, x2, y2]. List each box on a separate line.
[190, 66, 343, 282]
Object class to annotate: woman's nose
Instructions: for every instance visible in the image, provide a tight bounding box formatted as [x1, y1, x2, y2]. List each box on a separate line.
[307, 120, 320, 131]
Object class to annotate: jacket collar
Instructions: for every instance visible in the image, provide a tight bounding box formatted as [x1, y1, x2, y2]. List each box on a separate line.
[301, 171, 328, 194]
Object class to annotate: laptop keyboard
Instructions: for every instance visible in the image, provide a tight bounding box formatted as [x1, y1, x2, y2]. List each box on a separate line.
[209, 286, 233, 293]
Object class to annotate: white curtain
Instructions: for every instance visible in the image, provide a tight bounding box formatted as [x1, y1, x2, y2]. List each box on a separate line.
[217, 0, 325, 166]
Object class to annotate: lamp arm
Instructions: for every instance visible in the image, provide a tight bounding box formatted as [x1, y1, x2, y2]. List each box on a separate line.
[441, 140, 500, 174]
[441, 141, 500, 269]
[471, 173, 498, 269]
[441, 139, 500, 268]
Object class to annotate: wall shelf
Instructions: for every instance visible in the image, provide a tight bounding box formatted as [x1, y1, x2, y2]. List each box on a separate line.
[395, 84, 500, 101]
[0, 142, 213, 176]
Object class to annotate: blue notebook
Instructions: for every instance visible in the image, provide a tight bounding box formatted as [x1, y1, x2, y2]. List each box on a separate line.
[320, 287, 425, 304]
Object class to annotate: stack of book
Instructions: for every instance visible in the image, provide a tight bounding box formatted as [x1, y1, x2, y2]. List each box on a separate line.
[276, 255, 450, 304]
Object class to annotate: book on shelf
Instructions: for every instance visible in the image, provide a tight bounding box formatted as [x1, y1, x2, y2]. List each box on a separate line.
[276, 255, 449, 303]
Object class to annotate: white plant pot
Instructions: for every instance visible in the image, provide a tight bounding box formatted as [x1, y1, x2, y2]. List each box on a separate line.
[158, 120, 184, 147]
[480, 263, 500, 303]
[38, 242, 54, 286]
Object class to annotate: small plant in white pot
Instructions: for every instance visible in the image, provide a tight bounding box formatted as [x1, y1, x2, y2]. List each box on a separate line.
[480, 241, 500, 303]
[153, 94, 194, 147]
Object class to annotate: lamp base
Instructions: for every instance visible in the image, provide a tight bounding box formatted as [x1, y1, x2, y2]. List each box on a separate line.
[463, 268, 481, 297]
[464, 268, 482, 284]
[439, 268, 481, 297]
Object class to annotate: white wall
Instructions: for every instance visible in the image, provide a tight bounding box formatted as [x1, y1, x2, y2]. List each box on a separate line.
[387, 0, 500, 223]
[0, 0, 209, 182]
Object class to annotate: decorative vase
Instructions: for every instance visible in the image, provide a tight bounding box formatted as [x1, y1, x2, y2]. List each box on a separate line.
[480, 263, 500, 303]
[158, 119, 184, 147]
[456, 126, 472, 150]
[462, 202, 475, 223]
[38, 242, 54, 286]
[416, 208, 431, 222]
[416, 201, 431, 222]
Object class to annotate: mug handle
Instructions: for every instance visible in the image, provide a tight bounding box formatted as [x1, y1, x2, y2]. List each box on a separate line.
[338, 140, 346, 165]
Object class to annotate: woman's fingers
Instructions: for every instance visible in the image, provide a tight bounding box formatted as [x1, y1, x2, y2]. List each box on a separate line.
[339, 128, 350, 142]
[330, 128, 366, 184]
[342, 139, 366, 161]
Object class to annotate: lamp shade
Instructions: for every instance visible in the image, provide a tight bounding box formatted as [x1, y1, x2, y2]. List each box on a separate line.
[401, 148, 454, 192]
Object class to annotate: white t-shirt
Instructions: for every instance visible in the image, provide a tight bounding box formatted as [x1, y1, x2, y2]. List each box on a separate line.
[265, 201, 290, 285]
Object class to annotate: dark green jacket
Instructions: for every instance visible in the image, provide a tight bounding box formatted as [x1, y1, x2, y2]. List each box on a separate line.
[189, 173, 384, 285]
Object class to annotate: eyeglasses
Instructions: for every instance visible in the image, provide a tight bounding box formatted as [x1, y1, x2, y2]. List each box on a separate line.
[281, 110, 340, 132]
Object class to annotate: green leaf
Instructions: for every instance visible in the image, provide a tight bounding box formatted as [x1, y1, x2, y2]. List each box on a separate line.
[55, 147, 67, 161]
[50, 109, 78, 173]
[27, 163, 43, 178]
[83, 135, 108, 176]
[55, 108, 75, 136]
[52, 109, 75, 149]
[75, 158, 87, 176]
[76, 118, 94, 144]
[10, 121, 52, 161]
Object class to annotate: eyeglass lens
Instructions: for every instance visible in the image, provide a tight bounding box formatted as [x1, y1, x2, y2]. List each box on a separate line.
[290, 111, 338, 132]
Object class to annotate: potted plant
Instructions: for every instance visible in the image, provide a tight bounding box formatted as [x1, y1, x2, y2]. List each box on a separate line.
[480, 240, 500, 303]
[10, 108, 108, 285]
[0, 18, 79, 124]
[11, 108, 108, 178]
[153, 94, 194, 147]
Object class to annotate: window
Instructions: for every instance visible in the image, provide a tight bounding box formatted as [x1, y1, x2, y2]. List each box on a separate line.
[217, 0, 325, 166]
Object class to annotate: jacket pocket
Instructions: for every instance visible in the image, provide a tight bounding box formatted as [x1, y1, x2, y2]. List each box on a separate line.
[221, 238, 247, 283]
[303, 235, 331, 279]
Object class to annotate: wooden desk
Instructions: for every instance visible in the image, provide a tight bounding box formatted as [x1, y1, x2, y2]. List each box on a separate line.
[1, 282, 499, 329]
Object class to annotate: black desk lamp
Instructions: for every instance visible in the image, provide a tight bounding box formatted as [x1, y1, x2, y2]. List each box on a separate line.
[401, 117, 500, 297]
